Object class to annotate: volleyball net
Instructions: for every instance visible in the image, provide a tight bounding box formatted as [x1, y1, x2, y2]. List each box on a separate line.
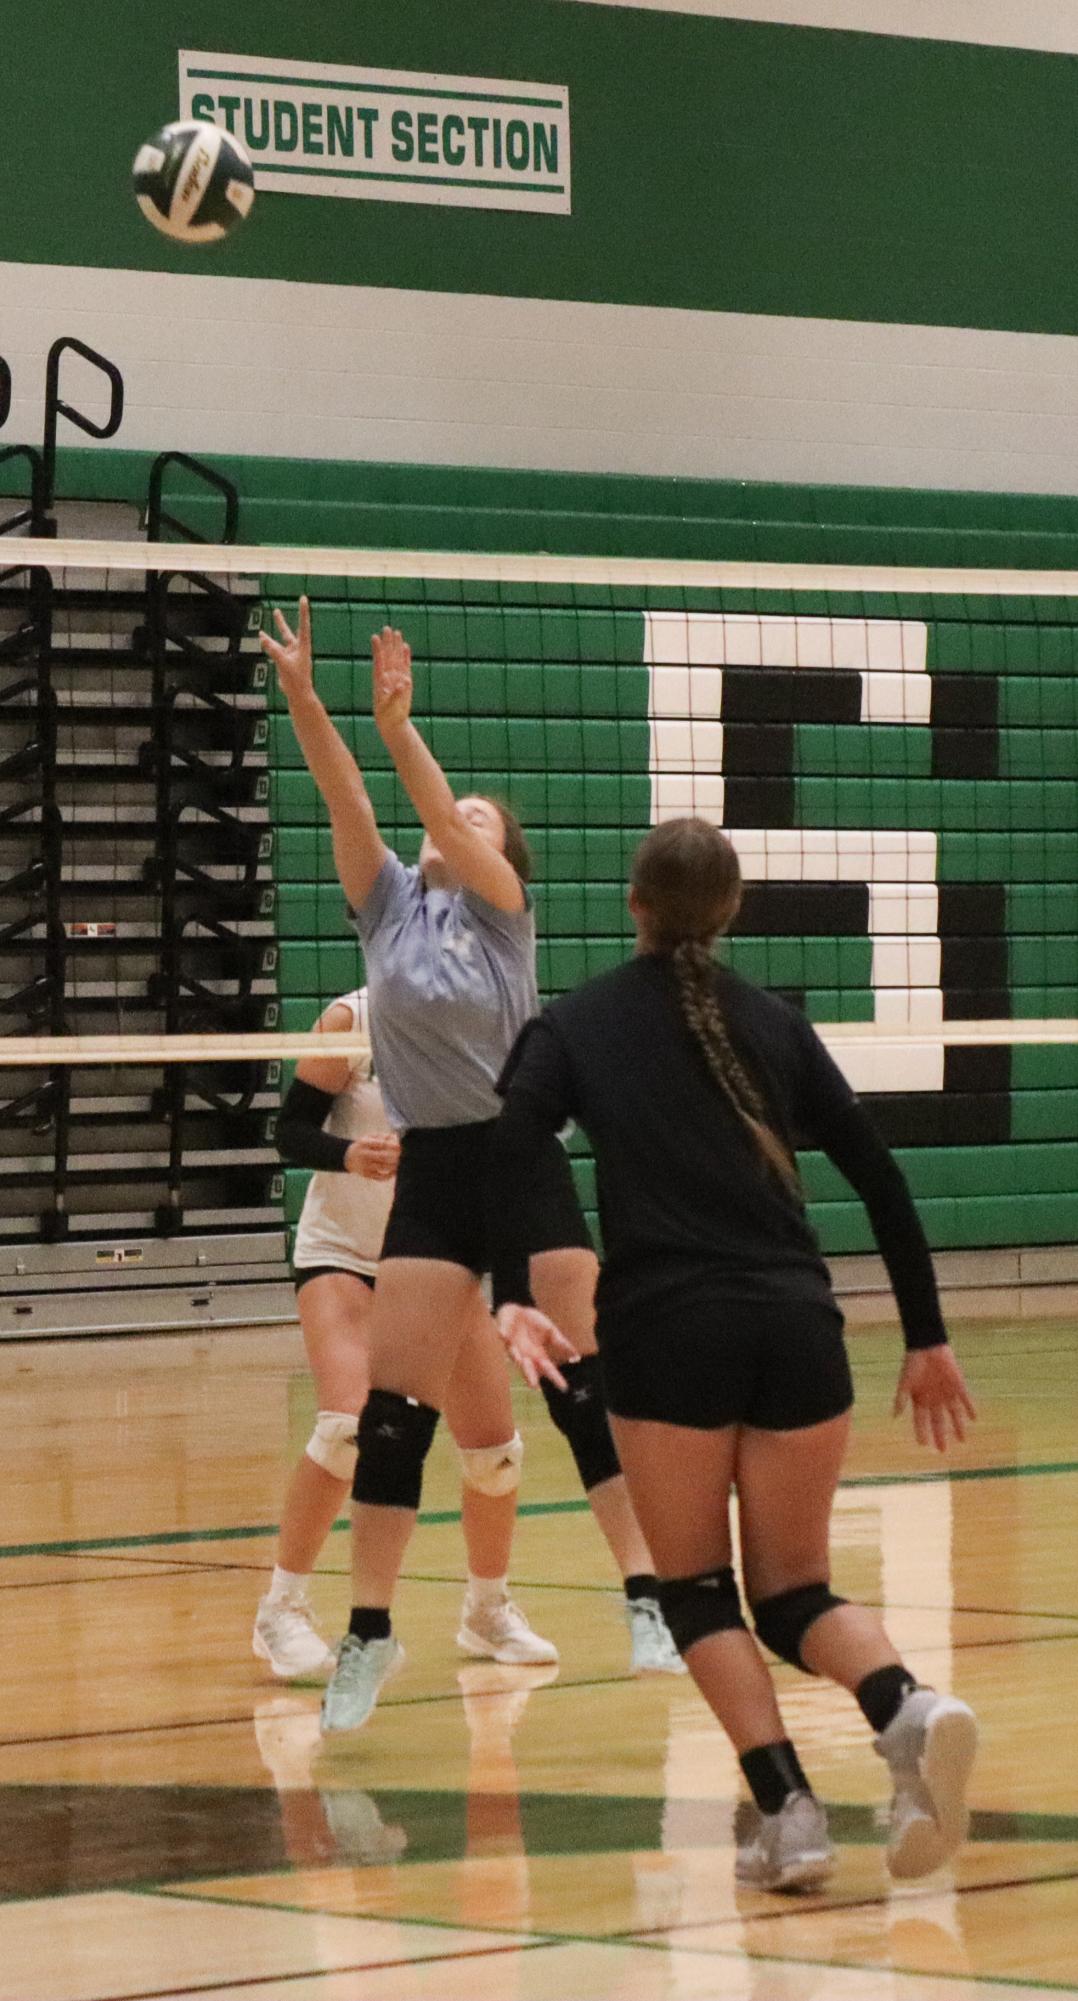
[1, 535, 1076, 1257]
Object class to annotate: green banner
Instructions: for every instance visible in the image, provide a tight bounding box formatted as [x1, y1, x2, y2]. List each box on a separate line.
[6, 0, 1078, 335]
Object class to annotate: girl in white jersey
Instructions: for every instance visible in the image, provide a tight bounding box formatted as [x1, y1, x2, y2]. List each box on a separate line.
[253, 986, 556, 1678]
[261, 603, 680, 1737]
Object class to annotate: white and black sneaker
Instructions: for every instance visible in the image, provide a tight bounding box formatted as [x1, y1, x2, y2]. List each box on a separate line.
[875, 1687, 978, 1879]
[735, 1791, 834, 1892]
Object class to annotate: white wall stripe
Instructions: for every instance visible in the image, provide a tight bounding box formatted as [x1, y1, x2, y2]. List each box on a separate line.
[9, 260, 1078, 492]
[560, 0, 1078, 58]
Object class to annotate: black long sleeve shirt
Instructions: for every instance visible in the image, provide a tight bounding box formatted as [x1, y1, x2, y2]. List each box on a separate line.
[492, 954, 947, 1350]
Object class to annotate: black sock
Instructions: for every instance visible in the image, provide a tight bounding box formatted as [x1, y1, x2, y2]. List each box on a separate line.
[740, 1739, 812, 1816]
[856, 1664, 919, 1734]
[624, 1573, 659, 1602]
[349, 1606, 391, 1642]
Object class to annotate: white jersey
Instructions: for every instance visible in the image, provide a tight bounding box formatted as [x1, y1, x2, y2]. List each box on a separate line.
[292, 990, 395, 1278]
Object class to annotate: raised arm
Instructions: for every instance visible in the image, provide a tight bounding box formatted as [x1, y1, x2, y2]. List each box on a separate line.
[372, 626, 524, 913]
[261, 597, 388, 911]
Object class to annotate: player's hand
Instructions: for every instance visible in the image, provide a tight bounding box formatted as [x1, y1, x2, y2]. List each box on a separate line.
[894, 1344, 977, 1452]
[344, 1134, 400, 1181]
[260, 596, 314, 704]
[371, 627, 413, 739]
[496, 1303, 580, 1391]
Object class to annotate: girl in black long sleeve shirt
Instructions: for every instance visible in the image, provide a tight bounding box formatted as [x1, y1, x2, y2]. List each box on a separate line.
[492, 817, 978, 1894]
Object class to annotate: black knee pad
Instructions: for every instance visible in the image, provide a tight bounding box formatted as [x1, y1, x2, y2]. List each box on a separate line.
[539, 1353, 621, 1492]
[352, 1390, 439, 1509]
[752, 1580, 848, 1671]
[657, 1566, 746, 1655]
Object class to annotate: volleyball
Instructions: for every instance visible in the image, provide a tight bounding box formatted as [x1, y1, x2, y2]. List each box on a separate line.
[132, 120, 255, 244]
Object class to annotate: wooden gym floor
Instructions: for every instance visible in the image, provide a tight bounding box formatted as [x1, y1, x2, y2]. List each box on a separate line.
[1, 1313, 1075, 2001]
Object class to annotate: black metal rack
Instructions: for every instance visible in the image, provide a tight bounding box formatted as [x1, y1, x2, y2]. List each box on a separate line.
[0, 348, 284, 1256]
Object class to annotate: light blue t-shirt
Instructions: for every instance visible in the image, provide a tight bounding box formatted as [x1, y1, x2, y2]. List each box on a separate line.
[351, 853, 538, 1130]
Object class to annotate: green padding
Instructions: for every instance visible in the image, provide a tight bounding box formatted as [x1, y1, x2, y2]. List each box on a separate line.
[1011, 1092, 1078, 1140]
[939, 833, 1078, 882]
[726, 938, 873, 987]
[279, 942, 362, 996]
[929, 625, 1078, 673]
[1011, 939, 1078, 984]
[270, 826, 644, 882]
[270, 660, 650, 722]
[269, 713, 650, 773]
[539, 939, 628, 985]
[1013, 1045, 1078, 1088]
[1007, 887, 1078, 935]
[813, 1193, 1078, 1251]
[277, 884, 355, 939]
[538, 886, 633, 936]
[795, 727, 932, 777]
[284, 1169, 311, 1226]
[999, 681, 1078, 726]
[1011, 986, 1078, 1016]
[36, 444, 1078, 568]
[797, 778, 1078, 830]
[272, 770, 651, 826]
[1000, 731, 1078, 779]
[803, 1142, 1078, 1202]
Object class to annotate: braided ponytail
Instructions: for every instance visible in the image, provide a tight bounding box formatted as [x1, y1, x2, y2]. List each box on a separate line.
[672, 937, 801, 1198]
[631, 817, 801, 1199]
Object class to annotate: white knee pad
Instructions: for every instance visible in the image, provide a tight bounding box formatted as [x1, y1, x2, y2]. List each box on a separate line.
[458, 1430, 523, 1498]
[306, 1410, 359, 1482]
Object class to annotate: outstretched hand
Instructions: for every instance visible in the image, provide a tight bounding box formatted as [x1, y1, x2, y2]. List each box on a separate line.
[260, 596, 314, 704]
[894, 1344, 977, 1452]
[496, 1303, 580, 1392]
[372, 626, 413, 739]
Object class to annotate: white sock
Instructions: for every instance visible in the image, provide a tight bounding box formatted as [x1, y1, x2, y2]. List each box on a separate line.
[466, 1572, 508, 1609]
[267, 1565, 310, 1602]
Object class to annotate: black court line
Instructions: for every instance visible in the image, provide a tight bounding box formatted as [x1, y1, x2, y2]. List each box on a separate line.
[149, 1875, 1078, 1997]
[69, 1934, 557, 2001]
[625, 1863, 1078, 1946]
[0, 1671, 638, 1753]
[0, 1568, 191, 1595]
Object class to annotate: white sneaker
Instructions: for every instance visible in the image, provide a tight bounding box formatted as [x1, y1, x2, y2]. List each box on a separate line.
[457, 1594, 559, 1665]
[321, 1632, 405, 1736]
[626, 1596, 688, 1675]
[875, 1688, 979, 1879]
[735, 1791, 834, 1892]
[253, 1591, 336, 1680]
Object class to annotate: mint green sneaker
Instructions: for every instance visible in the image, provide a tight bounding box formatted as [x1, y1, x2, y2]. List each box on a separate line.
[320, 1632, 404, 1737]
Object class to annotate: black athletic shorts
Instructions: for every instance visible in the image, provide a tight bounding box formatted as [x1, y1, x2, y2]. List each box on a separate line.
[597, 1276, 854, 1432]
[293, 1265, 375, 1295]
[379, 1118, 592, 1275]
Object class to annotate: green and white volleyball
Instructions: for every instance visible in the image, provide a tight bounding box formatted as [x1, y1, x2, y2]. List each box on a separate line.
[132, 121, 255, 243]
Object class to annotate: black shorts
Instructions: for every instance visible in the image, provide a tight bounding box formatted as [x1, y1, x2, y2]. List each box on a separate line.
[379, 1118, 592, 1275]
[293, 1265, 375, 1295]
[598, 1286, 854, 1432]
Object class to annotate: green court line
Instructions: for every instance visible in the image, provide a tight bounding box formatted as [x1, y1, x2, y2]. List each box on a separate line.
[3, 1458, 1075, 1564]
[146, 1880, 1078, 1995]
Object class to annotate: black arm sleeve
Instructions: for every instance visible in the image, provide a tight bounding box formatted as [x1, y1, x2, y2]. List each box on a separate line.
[489, 1015, 580, 1304]
[792, 1018, 948, 1351]
[276, 1076, 350, 1173]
